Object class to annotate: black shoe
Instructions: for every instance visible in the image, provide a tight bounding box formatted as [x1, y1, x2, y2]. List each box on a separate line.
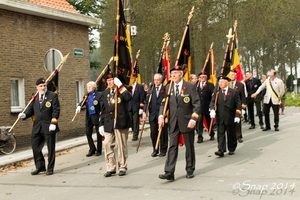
[31, 167, 46, 175]
[275, 128, 279, 131]
[159, 172, 174, 181]
[186, 172, 194, 179]
[197, 138, 203, 143]
[210, 136, 215, 140]
[104, 171, 116, 177]
[215, 150, 224, 157]
[159, 152, 166, 157]
[237, 138, 243, 143]
[249, 125, 255, 129]
[262, 128, 271, 131]
[260, 126, 264, 129]
[46, 171, 54, 176]
[95, 152, 101, 156]
[229, 152, 235, 155]
[132, 138, 138, 141]
[119, 171, 126, 176]
[151, 151, 158, 157]
[86, 151, 95, 157]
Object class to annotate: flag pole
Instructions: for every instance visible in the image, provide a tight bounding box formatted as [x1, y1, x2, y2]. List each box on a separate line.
[136, 33, 170, 153]
[9, 53, 70, 133]
[197, 42, 214, 89]
[208, 28, 234, 135]
[155, 6, 195, 151]
[71, 56, 114, 122]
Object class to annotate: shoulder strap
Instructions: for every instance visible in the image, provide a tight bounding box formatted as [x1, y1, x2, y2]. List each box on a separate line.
[268, 79, 280, 100]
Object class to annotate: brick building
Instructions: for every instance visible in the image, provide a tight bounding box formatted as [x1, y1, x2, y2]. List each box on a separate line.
[0, 0, 100, 149]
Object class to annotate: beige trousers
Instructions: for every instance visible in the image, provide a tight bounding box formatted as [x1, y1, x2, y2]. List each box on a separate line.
[103, 129, 129, 172]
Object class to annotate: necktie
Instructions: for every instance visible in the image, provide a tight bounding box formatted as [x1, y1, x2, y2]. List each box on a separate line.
[231, 82, 234, 89]
[175, 85, 179, 103]
[156, 87, 159, 97]
[39, 94, 44, 108]
[222, 89, 226, 100]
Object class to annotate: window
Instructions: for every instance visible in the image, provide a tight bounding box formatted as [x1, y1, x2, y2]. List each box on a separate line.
[10, 78, 25, 113]
[76, 80, 85, 106]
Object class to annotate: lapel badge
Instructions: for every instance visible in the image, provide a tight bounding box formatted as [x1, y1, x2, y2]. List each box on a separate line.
[183, 97, 190, 103]
[45, 101, 51, 108]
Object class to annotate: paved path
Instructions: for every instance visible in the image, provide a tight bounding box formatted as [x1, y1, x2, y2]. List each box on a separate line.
[0, 108, 300, 199]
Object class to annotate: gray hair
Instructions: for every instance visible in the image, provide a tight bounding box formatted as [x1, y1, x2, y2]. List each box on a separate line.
[86, 81, 97, 89]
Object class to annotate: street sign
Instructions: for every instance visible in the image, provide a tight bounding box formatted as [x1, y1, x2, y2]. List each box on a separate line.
[74, 48, 84, 57]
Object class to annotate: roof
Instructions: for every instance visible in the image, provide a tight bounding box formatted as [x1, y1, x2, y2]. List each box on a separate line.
[27, 0, 78, 13]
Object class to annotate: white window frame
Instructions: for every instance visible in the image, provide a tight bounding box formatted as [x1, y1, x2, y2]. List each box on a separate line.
[76, 80, 85, 106]
[10, 78, 25, 113]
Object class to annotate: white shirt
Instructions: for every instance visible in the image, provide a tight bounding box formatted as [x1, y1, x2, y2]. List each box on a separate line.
[174, 80, 183, 95]
[221, 87, 229, 95]
[132, 82, 136, 95]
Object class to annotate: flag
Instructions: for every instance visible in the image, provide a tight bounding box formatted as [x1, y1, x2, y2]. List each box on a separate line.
[47, 71, 59, 94]
[230, 33, 243, 81]
[113, 0, 132, 86]
[202, 48, 217, 86]
[97, 67, 110, 92]
[157, 45, 170, 85]
[177, 25, 191, 81]
[132, 59, 141, 84]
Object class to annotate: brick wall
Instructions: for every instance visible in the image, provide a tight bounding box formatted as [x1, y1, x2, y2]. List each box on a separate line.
[0, 9, 91, 150]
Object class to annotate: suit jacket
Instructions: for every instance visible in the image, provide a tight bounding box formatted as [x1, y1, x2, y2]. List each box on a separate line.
[210, 88, 241, 125]
[79, 91, 103, 125]
[144, 85, 166, 122]
[24, 90, 60, 134]
[160, 80, 200, 133]
[100, 86, 132, 133]
[128, 83, 145, 112]
[232, 81, 246, 110]
[255, 77, 285, 105]
[197, 81, 214, 114]
[245, 77, 261, 102]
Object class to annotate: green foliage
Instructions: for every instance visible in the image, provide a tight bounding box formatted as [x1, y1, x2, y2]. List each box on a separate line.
[284, 92, 300, 107]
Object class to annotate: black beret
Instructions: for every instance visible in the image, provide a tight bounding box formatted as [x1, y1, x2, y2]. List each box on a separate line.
[198, 71, 208, 76]
[218, 75, 231, 82]
[36, 78, 46, 85]
[170, 65, 183, 72]
[106, 73, 114, 80]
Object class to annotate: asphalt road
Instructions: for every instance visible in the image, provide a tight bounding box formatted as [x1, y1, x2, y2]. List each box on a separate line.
[0, 107, 299, 200]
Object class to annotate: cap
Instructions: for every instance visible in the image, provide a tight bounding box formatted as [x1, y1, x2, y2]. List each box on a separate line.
[230, 69, 237, 73]
[170, 65, 183, 72]
[36, 78, 46, 85]
[198, 71, 208, 76]
[217, 75, 231, 82]
[106, 73, 114, 80]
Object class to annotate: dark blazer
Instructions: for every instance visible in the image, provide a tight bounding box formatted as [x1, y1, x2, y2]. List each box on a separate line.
[210, 88, 241, 125]
[100, 86, 132, 133]
[245, 77, 261, 102]
[79, 91, 103, 125]
[24, 91, 60, 134]
[144, 85, 166, 122]
[197, 81, 214, 115]
[160, 80, 200, 133]
[233, 81, 246, 109]
[128, 83, 145, 112]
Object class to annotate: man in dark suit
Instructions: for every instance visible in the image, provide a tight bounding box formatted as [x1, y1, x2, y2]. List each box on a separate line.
[128, 74, 145, 141]
[244, 71, 264, 129]
[230, 70, 246, 143]
[18, 78, 60, 175]
[76, 81, 103, 157]
[99, 74, 132, 177]
[158, 65, 200, 181]
[209, 75, 241, 157]
[196, 72, 215, 143]
[142, 73, 168, 157]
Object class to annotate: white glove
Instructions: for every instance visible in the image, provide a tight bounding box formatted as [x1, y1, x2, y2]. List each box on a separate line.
[139, 109, 143, 115]
[209, 109, 216, 118]
[99, 126, 104, 136]
[114, 77, 122, 88]
[18, 113, 26, 119]
[49, 124, 56, 132]
[76, 106, 81, 113]
[234, 117, 240, 123]
[242, 109, 245, 116]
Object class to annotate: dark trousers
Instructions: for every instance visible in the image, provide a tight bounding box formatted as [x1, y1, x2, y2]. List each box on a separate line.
[31, 128, 56, 171]
[129, 111, 139, 139]
[86, 120, 102, 154]
[248, 100, 263, 126]
[150, 120, 168, 153]
[197, 113, 215, 139]
[264, 99, 280, 128]
[217, 123, 237, 152]
[165, 126, 195, 174]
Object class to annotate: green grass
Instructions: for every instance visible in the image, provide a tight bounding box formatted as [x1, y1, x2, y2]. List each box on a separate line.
[284, 92, 300, 106]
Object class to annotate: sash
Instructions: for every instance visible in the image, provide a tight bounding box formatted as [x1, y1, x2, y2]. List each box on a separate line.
[267, 79, 281, 102]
